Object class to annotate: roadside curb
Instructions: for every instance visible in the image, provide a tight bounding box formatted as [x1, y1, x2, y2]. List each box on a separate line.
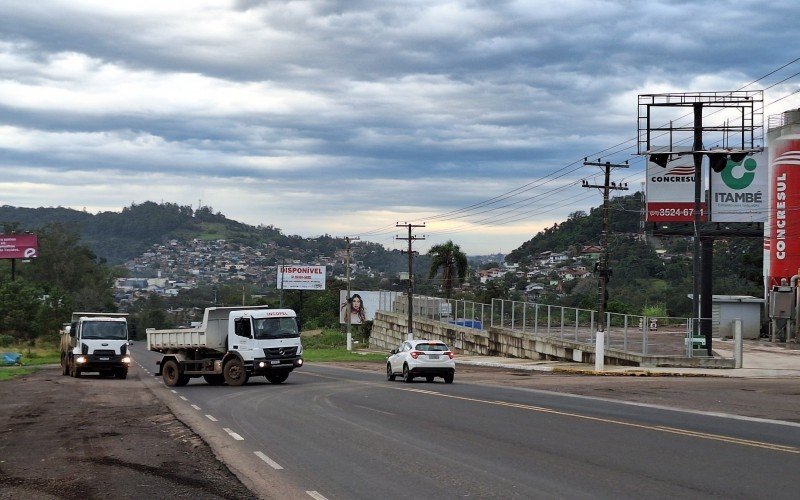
[456, 359, 721, 377]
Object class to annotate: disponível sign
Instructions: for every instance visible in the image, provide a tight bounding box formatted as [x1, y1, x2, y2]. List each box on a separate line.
[277, 265, 326, 290]
[0, 234, 39, 259]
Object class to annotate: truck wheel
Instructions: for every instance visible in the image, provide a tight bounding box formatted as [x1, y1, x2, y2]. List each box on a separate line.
[61, 354, 69, 376]
[223, 359, 248, 386]
[265, 372, 289, 384]
[203, 374, 225, 385]
[162, 359, 182, 387]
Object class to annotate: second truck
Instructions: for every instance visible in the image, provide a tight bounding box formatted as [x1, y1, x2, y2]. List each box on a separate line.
[147, 306, 303, 387]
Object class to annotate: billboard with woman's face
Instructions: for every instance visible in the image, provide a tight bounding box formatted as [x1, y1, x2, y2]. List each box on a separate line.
[339, 290, 381, 324]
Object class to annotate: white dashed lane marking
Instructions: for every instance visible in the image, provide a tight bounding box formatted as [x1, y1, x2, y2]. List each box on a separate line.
[254, 451, 283, 470]
[223, 428, 244, 441]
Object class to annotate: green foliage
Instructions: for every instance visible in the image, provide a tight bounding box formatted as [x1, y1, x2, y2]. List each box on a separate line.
[302, 329, 347, 349]
[301, 330, 385, 361]
[428, 240, 468, 299]
[301, 349, 387, 363]
[641, 303, 668, 317]
[507, 193, 644, 263]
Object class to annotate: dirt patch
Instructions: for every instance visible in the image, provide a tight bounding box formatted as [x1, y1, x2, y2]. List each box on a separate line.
[0, 367, 257, 500]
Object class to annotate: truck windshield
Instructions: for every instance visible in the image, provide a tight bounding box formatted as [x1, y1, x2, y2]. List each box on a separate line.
[252, 317, 299, 339]
[81, 321, 128, 340]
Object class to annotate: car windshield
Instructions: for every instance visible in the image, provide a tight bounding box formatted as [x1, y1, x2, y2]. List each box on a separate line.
[415, 343, 449, 352]
[81, 321, 127, 340]
[252, 317, 299, 339]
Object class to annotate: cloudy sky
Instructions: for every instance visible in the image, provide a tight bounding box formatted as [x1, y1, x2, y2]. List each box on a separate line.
[1, 0, 798, 255]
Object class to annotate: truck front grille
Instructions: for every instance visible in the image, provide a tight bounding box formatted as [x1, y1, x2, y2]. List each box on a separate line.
[263, 347, 298, 359]
[93, 349, 116, 356]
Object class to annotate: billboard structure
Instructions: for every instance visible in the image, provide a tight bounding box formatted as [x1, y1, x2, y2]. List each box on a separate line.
[645, 149, 705, 222]
[710, 150, 768, 223]
[0, 234, 39, 259]
[638, 91, 764, 354]
[339, 290, 382, 325]
[276, 265, 326, 290]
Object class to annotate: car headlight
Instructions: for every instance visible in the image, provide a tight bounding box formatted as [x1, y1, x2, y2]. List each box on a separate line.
[258, 361, 266, 368]
[121, 356, 131, 364]
[75, 356, 87, 364]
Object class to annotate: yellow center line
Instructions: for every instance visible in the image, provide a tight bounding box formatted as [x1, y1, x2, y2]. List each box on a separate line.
[301, 371, 799, 454]
[394, 387, 800, 454]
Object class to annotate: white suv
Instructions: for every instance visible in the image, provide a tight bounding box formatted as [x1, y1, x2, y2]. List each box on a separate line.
[387, 339, 455, 383]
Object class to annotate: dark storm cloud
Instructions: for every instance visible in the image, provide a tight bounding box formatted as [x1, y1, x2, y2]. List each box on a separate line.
[0, 0, 798, 252]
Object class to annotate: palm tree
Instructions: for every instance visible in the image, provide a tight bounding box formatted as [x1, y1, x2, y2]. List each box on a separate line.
[427, 240, 468, 299]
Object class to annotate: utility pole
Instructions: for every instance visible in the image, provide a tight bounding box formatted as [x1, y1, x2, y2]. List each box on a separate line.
[396, 223, 425, 340]
[279, 260, 285, 308]
[344, 236, 360, 351]
[583, 159, 628, 370]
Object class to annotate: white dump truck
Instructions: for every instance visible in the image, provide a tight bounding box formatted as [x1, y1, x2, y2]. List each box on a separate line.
[60, 312, 131, 379]
[147, 306, 303, 387]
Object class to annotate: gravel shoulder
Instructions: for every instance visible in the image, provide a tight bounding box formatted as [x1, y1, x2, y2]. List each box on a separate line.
[3, 360, 799, 499]
[0, 365, 257, 500]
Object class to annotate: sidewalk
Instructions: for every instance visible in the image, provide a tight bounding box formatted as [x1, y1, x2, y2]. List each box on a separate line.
[453, 339, 800, 378]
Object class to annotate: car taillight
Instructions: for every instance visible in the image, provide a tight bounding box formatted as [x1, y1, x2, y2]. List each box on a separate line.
[410, 351, 422, 359]
[445, 351, 454, 359]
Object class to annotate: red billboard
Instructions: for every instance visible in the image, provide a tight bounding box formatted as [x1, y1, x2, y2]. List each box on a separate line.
[0, 234, 39, 259]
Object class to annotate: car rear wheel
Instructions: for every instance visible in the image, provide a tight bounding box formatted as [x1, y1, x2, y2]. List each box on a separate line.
[402, 364, 413, 383]
[425, 375, 434, 383]
[444, 374, 454, 384]
[386, 364, 396, 381]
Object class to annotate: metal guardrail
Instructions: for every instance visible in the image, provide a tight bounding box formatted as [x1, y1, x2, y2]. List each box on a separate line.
[378, 292, 716, 358]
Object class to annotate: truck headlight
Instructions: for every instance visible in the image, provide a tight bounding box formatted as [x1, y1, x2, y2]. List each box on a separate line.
[75, 356, 87, 364]
[122, 356, 131, 364]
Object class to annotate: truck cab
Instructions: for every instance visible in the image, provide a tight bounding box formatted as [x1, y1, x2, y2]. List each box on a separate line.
[60, 313, 131, 379]
[226, 308, 303, 384]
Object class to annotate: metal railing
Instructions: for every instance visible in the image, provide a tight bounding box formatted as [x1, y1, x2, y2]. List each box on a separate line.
[492, 299, 695, 356]
[378, 293, 705, 357]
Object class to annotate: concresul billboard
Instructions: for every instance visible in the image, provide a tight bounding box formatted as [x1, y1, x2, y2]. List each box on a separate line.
[646, 151, 706, 222]
[769, 134, 800, 287]
[0, 234, 39, 259]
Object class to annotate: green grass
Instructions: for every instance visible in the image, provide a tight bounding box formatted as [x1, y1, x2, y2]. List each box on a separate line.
[301, 329, 387, 363]
[1, 343, 60, 382]
[302, 349, 387, 363]
[0, 366, 40, 381]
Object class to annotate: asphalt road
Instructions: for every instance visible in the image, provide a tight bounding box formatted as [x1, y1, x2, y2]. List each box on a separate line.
[134, 345, 800, 499]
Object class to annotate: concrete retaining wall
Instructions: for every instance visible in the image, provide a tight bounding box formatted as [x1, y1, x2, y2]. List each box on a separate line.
[370, 311, 735, 368]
